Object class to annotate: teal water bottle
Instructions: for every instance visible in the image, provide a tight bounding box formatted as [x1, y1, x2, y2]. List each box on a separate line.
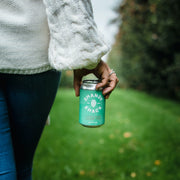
[79, 80, 105, 127]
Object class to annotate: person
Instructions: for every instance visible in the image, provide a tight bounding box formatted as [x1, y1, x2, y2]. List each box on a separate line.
[0, 0, 119, 179]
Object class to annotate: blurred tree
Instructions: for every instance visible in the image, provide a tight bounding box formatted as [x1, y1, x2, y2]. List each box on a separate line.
[60, 70, 73, 88]
[108, 0, 180, 100]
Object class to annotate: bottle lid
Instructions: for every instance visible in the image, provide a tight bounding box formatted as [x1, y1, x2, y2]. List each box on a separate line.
[81, 79, 101, 90]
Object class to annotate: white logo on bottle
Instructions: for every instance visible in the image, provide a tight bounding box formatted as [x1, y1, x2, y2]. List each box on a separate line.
[84, 93, 103, 113]
[91, 100, 96, 108]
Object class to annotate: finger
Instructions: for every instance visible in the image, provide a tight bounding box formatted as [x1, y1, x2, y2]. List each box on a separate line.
[103, 86, 113, 96]
[110, 76, 119, 88]
[103, 79, 117, 95]
[74, 82, 81, 97]
[105, 92, 112, 99]
[96, 77, 109, 90]
[73, 81, 80, 97]
[73, 75, 82, 97]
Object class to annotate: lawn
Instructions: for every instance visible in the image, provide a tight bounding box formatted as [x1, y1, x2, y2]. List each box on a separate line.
[33, 88, 180, 180]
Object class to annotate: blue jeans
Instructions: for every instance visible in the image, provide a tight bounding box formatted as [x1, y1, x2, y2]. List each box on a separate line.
[0, 70, 61, 180]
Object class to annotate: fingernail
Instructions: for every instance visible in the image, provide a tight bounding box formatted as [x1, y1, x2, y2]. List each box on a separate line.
[103, 91, 107, 95]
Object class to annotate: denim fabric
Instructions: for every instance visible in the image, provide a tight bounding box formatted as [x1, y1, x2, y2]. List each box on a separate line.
[0, 70, 61, 180]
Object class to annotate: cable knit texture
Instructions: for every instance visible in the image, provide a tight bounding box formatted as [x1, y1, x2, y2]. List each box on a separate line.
[43, 0, 110, 70]
[0, 0, 110, 74]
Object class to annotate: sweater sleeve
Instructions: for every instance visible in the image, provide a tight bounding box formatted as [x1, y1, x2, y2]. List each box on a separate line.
[43, 0, 110, 70]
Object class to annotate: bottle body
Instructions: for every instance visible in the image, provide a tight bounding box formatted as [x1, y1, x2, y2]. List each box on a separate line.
[79, 80, 105, 127]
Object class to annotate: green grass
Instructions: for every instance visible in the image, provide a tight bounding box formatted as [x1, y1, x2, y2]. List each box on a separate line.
[33, 88, 180, 180]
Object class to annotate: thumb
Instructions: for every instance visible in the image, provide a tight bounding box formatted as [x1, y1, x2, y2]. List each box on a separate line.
[73, 71, 82, 97]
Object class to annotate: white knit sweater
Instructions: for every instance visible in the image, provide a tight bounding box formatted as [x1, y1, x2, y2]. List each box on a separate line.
[0, 0, 109, 74]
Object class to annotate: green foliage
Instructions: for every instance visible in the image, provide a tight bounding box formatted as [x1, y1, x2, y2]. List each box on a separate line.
[33, 89, 180, 180]
[108, 0, 180, 100]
